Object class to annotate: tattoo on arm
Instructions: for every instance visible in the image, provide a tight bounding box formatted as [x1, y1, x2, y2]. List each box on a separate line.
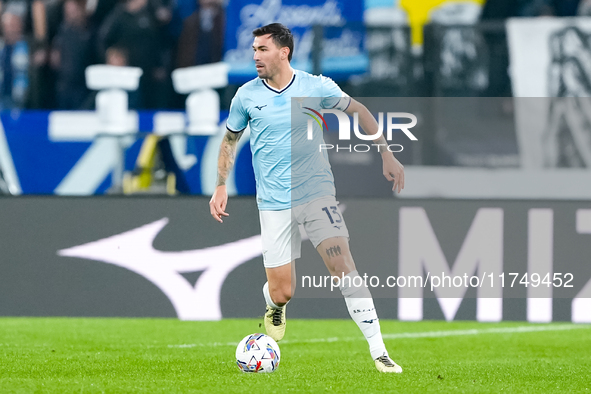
[216, 130, 243, 186]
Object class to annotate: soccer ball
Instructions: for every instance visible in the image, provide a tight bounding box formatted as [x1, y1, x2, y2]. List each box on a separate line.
[235, 333, 281, 373]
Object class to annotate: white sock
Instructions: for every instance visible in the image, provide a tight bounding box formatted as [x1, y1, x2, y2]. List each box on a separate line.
[339, 270, 388, 360]
[263, 282, 281, 309]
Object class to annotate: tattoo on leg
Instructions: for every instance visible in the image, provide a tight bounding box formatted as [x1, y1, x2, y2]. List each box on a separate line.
[325, 245, 342, 258]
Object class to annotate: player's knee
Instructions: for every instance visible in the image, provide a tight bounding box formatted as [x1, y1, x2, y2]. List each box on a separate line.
[327, 255, 356, 277]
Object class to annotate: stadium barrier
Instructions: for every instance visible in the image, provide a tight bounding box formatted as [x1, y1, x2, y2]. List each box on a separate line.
[4, 96, 590, 197]
[0, 196, 589, 323]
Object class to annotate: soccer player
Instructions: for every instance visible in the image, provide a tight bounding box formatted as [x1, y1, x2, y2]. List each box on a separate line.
[209, 23, 405, 373]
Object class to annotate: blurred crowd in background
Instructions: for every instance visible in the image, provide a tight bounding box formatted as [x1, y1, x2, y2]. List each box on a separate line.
[0, 0, 224, 110]
[0, 0, 590, 111]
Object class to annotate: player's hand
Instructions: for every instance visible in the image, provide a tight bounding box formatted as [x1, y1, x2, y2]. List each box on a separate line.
[209, 185, 230, 223]
[382, 153, 405, 193]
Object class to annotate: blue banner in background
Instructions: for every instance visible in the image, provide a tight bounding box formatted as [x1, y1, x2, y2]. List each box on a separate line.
[0, 110, 256, 195]
[223, 0, 367, 84]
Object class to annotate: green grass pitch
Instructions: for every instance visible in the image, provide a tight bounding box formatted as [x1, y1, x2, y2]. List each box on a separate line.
[1, 318, 590, 393]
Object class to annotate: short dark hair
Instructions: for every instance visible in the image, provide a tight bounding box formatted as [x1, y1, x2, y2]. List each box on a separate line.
[252, 23, 294, 62]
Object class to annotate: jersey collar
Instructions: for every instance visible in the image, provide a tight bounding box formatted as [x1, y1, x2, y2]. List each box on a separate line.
[261, 72, 296, 94]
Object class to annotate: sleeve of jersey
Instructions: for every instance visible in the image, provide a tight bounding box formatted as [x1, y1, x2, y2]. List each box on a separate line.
[319, 75, 351, 111]
[226, 92, 248, 133]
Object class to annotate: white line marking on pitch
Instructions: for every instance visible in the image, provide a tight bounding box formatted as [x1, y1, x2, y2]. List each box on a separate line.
[167, 323, 591, 348]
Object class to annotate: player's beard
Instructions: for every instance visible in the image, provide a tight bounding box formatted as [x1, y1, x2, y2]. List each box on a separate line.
[256, 60, 279, 80]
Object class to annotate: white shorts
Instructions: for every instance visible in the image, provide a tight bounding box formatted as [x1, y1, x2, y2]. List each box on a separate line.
[259, 196, 350, 268]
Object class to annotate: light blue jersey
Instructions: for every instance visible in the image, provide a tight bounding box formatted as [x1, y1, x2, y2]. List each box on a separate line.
[226, 69, 351, 211]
